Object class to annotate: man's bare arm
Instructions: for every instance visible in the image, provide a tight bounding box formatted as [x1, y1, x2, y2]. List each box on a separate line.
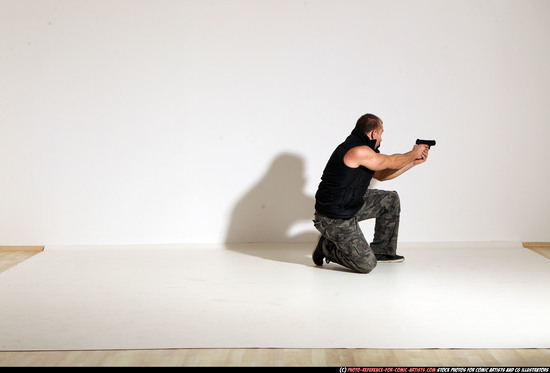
[373, 147, 429, 181]
[344, 144, 427, 172]
[373, 162, 415, 181]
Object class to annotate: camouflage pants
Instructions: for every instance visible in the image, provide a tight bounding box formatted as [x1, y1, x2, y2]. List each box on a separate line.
[313, 189, 401, 273]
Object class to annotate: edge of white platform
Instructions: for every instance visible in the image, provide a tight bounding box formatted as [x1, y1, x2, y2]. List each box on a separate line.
[44, 243, 224, 251]
[43, 241, 525, 251]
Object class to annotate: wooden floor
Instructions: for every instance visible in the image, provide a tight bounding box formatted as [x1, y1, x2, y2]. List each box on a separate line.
[1, 246, 549, 367]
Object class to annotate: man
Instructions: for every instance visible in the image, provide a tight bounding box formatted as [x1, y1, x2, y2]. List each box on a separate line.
[313, 113, 429, 273]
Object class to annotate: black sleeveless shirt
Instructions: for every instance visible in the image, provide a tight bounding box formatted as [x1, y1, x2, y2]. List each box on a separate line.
[314, 128, 379, 219]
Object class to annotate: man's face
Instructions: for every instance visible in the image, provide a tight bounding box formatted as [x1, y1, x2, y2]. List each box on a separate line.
[372, 122, 384, 149]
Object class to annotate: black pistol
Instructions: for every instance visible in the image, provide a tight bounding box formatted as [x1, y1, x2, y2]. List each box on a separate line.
[416, 139, 436, 149]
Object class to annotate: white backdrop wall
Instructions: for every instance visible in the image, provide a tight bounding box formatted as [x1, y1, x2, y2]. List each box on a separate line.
[1, 0, 549, 246]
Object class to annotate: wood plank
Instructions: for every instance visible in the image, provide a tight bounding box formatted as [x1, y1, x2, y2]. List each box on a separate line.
[1, 348, 550, 367]
[522, 242, 550, 248]
[527, 248, 550, 260]
[0, 246, 44, 252]
[0, 251, 43, 273]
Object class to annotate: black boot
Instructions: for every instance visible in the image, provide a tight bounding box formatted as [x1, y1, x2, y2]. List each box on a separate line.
[375, 254, 405, 263]
[312, 235, 326, 266]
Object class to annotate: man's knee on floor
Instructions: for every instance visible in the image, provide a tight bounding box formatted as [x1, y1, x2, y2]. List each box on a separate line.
[354, 259, 377, 274]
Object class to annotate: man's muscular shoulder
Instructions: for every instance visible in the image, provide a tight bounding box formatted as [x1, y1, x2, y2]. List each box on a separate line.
[343, 146, 376, 168]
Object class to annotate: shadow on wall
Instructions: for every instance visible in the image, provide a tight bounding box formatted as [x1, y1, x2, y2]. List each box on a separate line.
[224, 152, 319, 265]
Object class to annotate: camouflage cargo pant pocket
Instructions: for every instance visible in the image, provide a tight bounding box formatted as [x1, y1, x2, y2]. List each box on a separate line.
[313, 212, 376, 273]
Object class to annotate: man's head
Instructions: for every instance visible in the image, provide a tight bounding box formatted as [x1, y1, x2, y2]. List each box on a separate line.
[356, 113, 383, 148]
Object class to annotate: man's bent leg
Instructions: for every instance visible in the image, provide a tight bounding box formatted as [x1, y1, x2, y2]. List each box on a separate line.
[313, 213, 377, 273]
[356, 189, 401, 256]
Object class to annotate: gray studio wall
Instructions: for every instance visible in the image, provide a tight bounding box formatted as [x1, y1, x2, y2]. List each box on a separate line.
[1, 0, 549, 245]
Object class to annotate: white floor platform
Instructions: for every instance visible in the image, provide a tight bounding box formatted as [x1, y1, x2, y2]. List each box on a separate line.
[1, 242, 549, 351]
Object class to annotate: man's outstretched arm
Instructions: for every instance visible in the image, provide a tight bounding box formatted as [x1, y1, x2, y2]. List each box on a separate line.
[344, 143, 428, 173]
[373, 148, 429, 181]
